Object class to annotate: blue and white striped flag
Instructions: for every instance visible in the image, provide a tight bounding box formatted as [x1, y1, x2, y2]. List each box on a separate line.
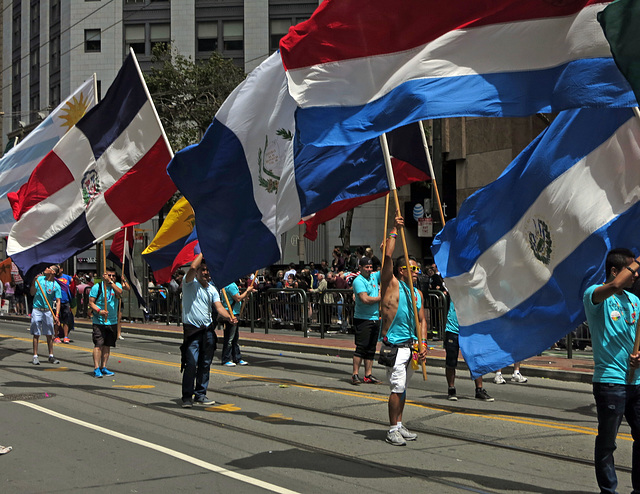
[432, 107, 640, 378]
[0, 77, 96, 235]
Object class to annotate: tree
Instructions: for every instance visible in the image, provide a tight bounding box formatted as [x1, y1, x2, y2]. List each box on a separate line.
[145, 44, 246, 152]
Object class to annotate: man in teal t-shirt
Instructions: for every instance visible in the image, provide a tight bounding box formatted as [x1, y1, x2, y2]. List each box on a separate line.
[220, 280, 254, 366]
[583, 248, 640, 493]
[350, 257, 381, 385]
[88, 267, 122, 378]
[29, 265, 62, 365]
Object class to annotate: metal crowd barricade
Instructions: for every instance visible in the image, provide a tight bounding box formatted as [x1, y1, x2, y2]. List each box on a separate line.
[315, 289, 354, 338]
[262, 288, 309, 336]
[424, 290, 448, 341]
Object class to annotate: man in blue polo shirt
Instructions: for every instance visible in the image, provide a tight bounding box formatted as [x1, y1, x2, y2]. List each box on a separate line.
[584, 248, 640, 494]
[350, 257, 381, 385]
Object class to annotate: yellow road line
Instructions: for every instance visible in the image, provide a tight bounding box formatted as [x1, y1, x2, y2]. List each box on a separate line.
[2, 332, 622, 441]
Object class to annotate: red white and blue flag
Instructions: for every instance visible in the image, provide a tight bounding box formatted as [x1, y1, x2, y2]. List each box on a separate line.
[280, 0, 636, 147]
[7, 53, 176, 280]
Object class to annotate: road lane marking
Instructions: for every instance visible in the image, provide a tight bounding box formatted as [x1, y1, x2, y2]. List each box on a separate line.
[14, 401, 299, 494]
[2, 332, 625, 440]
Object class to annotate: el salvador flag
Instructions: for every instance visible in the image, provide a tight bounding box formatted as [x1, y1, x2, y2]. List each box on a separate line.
[432, 107, 640, 379]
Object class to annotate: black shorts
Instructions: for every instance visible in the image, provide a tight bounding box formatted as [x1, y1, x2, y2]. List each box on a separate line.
[59, 303, 74, 329]
[444, 331, 460, 368]
[92, 324, 117, 348]
[353, 318, 380, 360]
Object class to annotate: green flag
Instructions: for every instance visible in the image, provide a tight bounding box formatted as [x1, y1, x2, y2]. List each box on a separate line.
[598, 0, 640, 106]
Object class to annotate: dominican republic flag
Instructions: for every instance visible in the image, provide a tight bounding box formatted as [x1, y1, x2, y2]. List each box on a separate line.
[168, 52, 429, 288]
[107, 225, 146, 309]
[0, 77, 96, 235]
[432, 107, 640, 379]
[280, 0, 636, 147]
[7, 53, 176, 280]
[142, 196, 201, 284]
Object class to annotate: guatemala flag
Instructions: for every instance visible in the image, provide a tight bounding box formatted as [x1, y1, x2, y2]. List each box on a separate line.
[280, 0, 636, 147]
[432, 107, 640, 378]
[168, 52, 429, 288]
[7, 53, 176, 280]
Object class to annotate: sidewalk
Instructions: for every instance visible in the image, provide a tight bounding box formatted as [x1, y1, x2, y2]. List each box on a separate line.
[2, 314, 595, 383]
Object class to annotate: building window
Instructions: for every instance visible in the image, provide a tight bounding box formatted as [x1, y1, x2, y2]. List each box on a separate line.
[150, 23, 170, 52]
[50, 35, 60, 71]
[197, 22, 218, 52]
[223, 21, 243, 51]
[85, 29, 102, 52]
[30, 1, 40, 39]
[50, 84, 61, 108]
[13, 14, 21, 48]
[125, 25, 145, 55]
[270, 19, 292, 52]
[12, 61, 20, 88]
[50, 0, 60, 23]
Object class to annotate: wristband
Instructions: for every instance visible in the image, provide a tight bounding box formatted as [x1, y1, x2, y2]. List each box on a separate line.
[627, 266, 637, 275]
[388, 232, 398, 239]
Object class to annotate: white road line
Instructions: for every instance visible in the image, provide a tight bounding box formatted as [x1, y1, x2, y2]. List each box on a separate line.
[14, 401, 299, 494]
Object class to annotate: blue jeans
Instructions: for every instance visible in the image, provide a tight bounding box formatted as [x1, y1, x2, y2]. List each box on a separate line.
[221, 320, 241, 364]
[181, 328, 217, 401]
[593, 382, 640, 494]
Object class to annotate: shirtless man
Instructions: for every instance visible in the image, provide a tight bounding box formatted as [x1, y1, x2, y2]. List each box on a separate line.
[379, 214, 428, 446]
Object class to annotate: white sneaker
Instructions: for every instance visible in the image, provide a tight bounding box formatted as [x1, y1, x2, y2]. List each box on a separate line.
[385, 429, 406, 446]
[398, 425, 417, 441]
[494, 373, 506, 384]
[511, 372, 528, 383]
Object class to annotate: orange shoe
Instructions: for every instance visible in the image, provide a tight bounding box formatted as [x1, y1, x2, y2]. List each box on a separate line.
[53, 338, 61, 344]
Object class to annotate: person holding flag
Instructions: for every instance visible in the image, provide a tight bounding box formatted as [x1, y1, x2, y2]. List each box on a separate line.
[583, 248, 640, 494]
[29, 265, 61, 365]
[220, 279, 255, 366]
[88, 267, 122, 378]
[53, 265, 75, 344]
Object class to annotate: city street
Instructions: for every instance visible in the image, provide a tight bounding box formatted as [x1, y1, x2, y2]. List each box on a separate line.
[0, 318, 629, 493]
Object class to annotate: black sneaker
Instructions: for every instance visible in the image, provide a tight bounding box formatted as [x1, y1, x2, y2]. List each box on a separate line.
[475, 388, 495, 402]
[181, 399, 193, 408]
[447, 387, 458, 401]
[363, 375, 381, 384]
[351, 374, 361, 385]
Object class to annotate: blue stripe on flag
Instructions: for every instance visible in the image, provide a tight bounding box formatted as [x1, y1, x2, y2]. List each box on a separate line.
[432, 107, 634, 279]
[11, 214, 96, 280]
[142, 234, 191, 273]
[75, 55, 146, 162]
[293, 135, 387, 216]
[168, 119, 280, 288]
[0, 137, 60, 174]
[294, 58, 635, 146]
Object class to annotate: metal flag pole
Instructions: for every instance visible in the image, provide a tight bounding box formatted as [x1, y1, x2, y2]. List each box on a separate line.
[419, 121, 446, 227]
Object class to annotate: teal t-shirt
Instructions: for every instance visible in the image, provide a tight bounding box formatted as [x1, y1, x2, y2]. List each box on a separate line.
[445, 301, 459, 335]
[222, 283, 241, 315]
[352, 271, 380, 320]
[90, 282, 122, 325]
[33, 276, 61, 310]
[583, 284, 640, 385]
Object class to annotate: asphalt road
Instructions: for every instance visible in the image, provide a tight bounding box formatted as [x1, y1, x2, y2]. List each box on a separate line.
[0, 319, 630, 493]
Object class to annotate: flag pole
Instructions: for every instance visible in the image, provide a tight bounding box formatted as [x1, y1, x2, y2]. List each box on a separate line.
[380, 133, 427, 381]
[419, 121, 446, 227]
[222, 288, 233, 318]
[35, 278, 56, 319]
[129, 48, 175, 158]
[102, 240, 108, 318]
[629, 106, 640, 384]
[381, 193, 390, 269]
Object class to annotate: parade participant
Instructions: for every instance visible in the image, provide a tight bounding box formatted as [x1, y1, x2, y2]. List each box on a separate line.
[444, 301, 494, 402]
[53, 265, 75, 343]
[181, 254, 235, 407]
[493, 362, 528, 384]
[29, 266, 61, 365]
[350, 257, 382, 385]
[583, 248, 640, 494]
[220, 279, 254, 366]
[88, 267, 122, 378]
[379, 214, 427, 446]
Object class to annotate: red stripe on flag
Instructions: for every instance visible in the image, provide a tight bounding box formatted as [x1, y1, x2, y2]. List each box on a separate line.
[280, 0, 607, 69]
[104, 137, 176, 224]
[303, 159, 429, 240]
[7, 150, 74, 220]
[170, 239, 199, 277]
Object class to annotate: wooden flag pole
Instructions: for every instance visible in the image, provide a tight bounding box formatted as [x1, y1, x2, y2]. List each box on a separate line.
[419, 121, 446, 227]
[380, 133, 427, 381]
[222, 288, 234, 318]
[35, 277, 55, 317]
[381, 193, 390, 269]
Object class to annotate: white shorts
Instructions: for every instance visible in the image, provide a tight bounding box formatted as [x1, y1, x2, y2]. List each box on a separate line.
[30, 310, 55, 336]
[386, 347, 415, 394]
